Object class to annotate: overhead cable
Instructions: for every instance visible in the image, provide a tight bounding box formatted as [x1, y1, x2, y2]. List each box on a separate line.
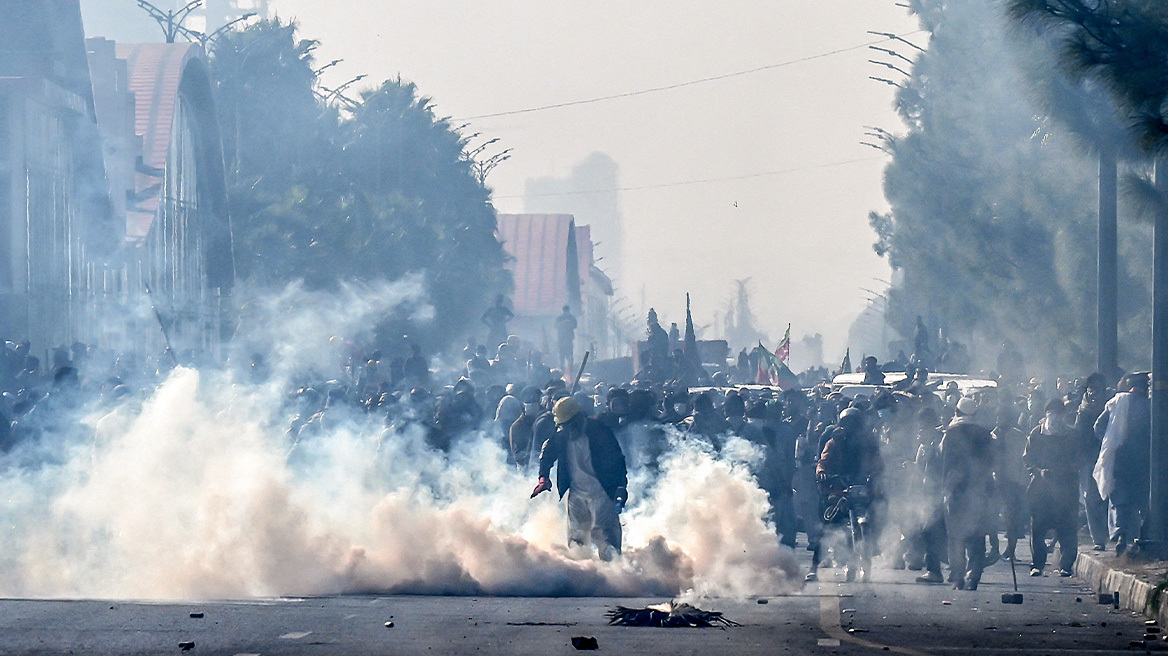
[460, 30, 925, 121]
[491, 155, 886, 200]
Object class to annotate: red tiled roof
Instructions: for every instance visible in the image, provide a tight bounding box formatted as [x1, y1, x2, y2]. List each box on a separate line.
[497, 214, 592, 317]
[115, 42, 202, 241]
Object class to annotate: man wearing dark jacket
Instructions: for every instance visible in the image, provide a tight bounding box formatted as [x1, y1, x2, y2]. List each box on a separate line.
[532, 396, 628, 558]
[1076, 373, 1111, 551]
[1023, 399, 1087, 576]
[811, 407, 884, 582]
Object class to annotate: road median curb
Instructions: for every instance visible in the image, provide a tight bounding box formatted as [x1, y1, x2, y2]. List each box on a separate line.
[1074, 549, 1168, 625]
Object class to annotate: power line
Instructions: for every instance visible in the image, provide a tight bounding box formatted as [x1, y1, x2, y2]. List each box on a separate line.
[460, 30, 924, 121]
[491, 155, 886, 200]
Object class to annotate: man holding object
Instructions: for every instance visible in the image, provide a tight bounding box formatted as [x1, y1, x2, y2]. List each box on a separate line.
[531, 397, 628, 559]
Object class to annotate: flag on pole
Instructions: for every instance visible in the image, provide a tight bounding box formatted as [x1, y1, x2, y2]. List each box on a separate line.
[755, 342, 801, 390]
[755, 345, 770, 386]
[776, 324, 791, 363]
[840, 348, 852, 375]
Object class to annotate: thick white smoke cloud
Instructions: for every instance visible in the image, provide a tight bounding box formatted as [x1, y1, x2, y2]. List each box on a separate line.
[0, 278, 799, 600]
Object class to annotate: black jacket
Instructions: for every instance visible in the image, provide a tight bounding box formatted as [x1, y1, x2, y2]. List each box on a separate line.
[538, 418, 627, 501]
[1022, 424, 1088, 513]
[940, 419, 995, 500]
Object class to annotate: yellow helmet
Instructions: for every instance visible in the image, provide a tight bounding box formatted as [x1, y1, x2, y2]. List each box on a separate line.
[553, 396, 583, 425]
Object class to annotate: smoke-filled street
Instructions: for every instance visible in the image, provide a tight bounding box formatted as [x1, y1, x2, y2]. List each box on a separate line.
[0, 543, 1150, 655]
[6, 1, 1168, 654]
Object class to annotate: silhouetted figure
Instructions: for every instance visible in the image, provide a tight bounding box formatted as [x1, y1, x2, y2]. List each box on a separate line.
[481, 295, 514, 351]
[555, 305, 578, 368]
[645, 308, 669, 366]
[1023, 399, 1086, 576]
[913, 316, 932, 363]
[941, 398, 995, 591]
[997, 341, 1026, 383]
[860, 356, 885, 386]
[403, 344, 429, 387]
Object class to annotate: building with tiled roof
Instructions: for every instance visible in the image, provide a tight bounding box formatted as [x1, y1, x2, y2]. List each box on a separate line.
[496, 213, 614, 362]
[106, 40, 233, 354]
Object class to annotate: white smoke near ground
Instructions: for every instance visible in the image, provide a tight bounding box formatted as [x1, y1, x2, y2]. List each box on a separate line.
[0, 277, 799, 600]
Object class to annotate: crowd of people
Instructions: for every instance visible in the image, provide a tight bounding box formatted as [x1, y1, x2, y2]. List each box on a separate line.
[0, 304, 1155, 593]
[284, 308, 1156, 589]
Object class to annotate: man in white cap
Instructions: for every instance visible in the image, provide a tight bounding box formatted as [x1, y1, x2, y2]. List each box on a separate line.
[941, 396, 996, 590]
[531, 396, 628, 559]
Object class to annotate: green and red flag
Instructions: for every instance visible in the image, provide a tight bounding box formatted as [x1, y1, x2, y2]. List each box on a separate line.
[755, 341, 801, 390]
[776, 324, 791, 363]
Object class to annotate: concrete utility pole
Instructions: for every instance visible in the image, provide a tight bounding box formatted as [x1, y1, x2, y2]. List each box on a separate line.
[1098, 149, 1119, 380]
[1150, 159, 1168, 543]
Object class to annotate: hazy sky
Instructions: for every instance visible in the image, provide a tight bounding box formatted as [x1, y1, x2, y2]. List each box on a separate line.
[83, 1, 921, 360]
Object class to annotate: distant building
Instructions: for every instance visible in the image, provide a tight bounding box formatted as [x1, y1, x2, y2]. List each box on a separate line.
[496, 214, 615, 360]
[0, 0, 232, 357]
[524, 153, 624, 283]
[199, 0, 269, 33]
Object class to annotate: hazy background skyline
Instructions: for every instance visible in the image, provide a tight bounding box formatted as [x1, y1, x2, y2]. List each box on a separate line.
[80, 1, 921, 362]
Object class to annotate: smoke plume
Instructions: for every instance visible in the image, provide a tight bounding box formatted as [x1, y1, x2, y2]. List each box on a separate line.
[0, 278, 799, 600]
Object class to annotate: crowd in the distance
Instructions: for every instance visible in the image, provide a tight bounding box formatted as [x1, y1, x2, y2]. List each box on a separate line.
[0, 306, 1151, 591]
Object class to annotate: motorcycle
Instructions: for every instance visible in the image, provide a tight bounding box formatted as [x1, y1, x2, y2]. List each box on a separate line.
[822, 475, 875, 582]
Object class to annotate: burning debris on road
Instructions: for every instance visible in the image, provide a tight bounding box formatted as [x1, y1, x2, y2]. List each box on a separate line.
[606, 601, 741, 628]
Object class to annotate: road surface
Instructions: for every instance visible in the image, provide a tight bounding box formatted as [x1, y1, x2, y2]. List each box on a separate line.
[0, 542, 1152, 655]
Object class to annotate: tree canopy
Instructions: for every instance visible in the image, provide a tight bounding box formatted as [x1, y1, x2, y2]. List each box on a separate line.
[1009, 0, 1168, 155]
[209, 20, 510, 351]
[870, 0, 1152, 375]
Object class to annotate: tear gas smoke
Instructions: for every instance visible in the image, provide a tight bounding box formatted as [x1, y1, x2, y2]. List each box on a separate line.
[0, 278, 799, 599]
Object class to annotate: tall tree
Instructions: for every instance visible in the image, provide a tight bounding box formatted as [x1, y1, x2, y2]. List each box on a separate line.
[869, 0, 1152, 375]
[209, 20, 509, 350]
[1007, 0, 1168, 542]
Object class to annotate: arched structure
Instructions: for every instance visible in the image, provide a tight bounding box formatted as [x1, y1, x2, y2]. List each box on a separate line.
[116, 43, 233, 354]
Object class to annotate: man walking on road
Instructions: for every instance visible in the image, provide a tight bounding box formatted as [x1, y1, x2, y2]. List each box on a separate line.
[1076, 373, 1112, 551]
[1094, 373, 1151, 556]
[532, 396, 628, 559]
[941, 397, 996, 591]
[1023, 399, 1087, 577]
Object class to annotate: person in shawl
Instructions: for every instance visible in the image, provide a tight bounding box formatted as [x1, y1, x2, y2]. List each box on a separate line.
[1093, 373, 1151, 555]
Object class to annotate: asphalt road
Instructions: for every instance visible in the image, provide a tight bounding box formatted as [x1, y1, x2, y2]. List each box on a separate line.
[0, 542, 1153, 655]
